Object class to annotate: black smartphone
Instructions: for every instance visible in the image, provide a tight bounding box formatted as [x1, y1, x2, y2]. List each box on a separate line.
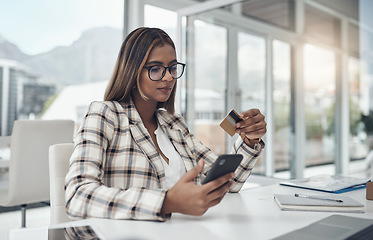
[202, 154, 243, 184]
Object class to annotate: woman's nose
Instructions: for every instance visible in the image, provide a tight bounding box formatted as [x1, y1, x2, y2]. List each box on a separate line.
[162, 69, 173, 81]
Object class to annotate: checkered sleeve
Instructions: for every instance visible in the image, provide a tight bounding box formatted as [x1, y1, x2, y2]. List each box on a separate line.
[65, 102, 169, 221]
[175, 115, 262, 191]
[228, 138, 262, 192]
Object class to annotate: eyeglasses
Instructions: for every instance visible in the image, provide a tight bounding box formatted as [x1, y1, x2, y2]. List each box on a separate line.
[143, 62, 186, 81]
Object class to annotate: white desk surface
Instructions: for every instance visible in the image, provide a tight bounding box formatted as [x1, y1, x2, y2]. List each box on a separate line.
[8, 183, 373, 240]
[15, 183, 368, 240]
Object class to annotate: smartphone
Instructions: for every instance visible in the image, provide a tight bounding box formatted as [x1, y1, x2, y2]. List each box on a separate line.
[202, 154, 243, 184]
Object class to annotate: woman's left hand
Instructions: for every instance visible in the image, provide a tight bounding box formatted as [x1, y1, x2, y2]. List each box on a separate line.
[235, 108, 267, 140]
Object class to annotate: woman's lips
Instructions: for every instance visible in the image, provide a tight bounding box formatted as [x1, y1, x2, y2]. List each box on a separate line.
[158, 86, 172, 92]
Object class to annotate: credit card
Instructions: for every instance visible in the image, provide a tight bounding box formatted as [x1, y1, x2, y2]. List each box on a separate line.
[219, 109, 242, 136]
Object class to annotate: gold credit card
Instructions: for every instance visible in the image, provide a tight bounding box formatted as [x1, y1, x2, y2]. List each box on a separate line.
[219, 109, 242, 136]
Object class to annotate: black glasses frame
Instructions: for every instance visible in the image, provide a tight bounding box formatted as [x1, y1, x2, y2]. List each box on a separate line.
[143, 62, 186, 81]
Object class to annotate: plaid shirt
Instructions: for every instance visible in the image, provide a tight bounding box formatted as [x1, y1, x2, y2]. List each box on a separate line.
[65, 100, 262, 221]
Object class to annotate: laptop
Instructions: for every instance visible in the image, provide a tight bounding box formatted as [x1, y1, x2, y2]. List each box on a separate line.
[274, 215, 373, 240]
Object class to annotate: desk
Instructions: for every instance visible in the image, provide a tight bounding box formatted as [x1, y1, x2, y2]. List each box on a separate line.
[10, 183, 373, 240]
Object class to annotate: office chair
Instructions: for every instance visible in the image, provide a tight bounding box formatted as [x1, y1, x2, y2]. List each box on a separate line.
[48, 143, 74, 224]
[0, 120, 74, 227]
[0, 136, 11, 174]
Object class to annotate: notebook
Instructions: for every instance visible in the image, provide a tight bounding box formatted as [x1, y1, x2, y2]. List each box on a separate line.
[279, 174, 367, 193]
[273, 214, 373, 240]
[274, 194, 364, 213]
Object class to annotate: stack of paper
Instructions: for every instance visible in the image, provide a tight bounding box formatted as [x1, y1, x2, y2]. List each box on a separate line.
[274, 194, 364, 213]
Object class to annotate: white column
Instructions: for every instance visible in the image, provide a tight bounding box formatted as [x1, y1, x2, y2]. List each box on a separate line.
[265, 37, 274, 176]
[292, 0, 306, 178]
[127, 0, 144, 33]
[226, 27, 239, 150]
[336, 18, 350, 175]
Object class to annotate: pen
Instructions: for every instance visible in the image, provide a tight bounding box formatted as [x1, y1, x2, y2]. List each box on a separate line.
[294, 193, 343, 202]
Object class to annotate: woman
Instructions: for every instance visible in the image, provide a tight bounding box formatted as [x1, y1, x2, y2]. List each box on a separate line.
[65, 27, 267, 221]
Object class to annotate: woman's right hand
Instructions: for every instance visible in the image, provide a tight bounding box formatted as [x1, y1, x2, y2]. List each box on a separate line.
[160, 159, 234, 216]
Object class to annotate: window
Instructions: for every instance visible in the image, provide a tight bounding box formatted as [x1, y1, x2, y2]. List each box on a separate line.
[348, 58, 369, 160]
[0, 0, 123, 134]
[193, 21, 227, 154]
[273, 40, 292, 172]
[304, 44, 336, 169]
[238, 32, 266, 173]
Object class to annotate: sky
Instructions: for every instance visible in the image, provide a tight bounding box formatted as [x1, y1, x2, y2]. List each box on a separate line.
[0, 0, 124, 55]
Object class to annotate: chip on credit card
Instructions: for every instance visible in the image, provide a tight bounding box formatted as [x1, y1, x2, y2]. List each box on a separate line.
[219, 109, 242, 136]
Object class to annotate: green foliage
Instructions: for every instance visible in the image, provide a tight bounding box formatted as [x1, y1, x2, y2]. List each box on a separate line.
[42, 93, 58, 115]
[274, 96, 366, 139]
[274, 99, 290, 131]
[305, 107, 323, 139]
[349, 98, 365, 135]
[325, 97, 364, 136]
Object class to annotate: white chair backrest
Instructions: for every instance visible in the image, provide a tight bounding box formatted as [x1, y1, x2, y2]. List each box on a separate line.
[7, 120, 74, 206]
[49, 143, 74, 224]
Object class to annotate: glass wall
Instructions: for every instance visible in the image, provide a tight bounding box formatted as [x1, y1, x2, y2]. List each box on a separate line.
[144, 5, 228, 154]
[178, 0, 373, 178]
[303, 44, 336, 169]
[0, 0, 123, 133]
[238, 33, 265, 112]
[273, 40, 292, 172]
[348, 58, 368, 161]
[193, 21, 227, 154]
[238, 32, 266, 172]
[3, 0, 373, 178]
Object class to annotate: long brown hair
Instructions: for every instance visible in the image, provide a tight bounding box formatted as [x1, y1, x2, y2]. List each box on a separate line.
[104, 27, 177, 114]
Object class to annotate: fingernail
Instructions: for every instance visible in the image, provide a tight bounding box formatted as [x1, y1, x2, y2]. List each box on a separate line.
[236, 123, 240, 128]
[198, 160, 203, 167]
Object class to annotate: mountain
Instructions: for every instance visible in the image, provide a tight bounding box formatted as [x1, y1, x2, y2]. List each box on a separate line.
[0, 27, 123, 89]
[0, 36, 30, 61]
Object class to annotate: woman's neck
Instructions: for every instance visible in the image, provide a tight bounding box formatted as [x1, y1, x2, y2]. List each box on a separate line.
[132, 92, 158, 126]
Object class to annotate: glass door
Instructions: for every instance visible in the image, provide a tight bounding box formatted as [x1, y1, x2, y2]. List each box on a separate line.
[303, 44, 336, 174]
[185, 20, 228, 154]
[273, 40, 292, 172]
[237, 31, 266, 173]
